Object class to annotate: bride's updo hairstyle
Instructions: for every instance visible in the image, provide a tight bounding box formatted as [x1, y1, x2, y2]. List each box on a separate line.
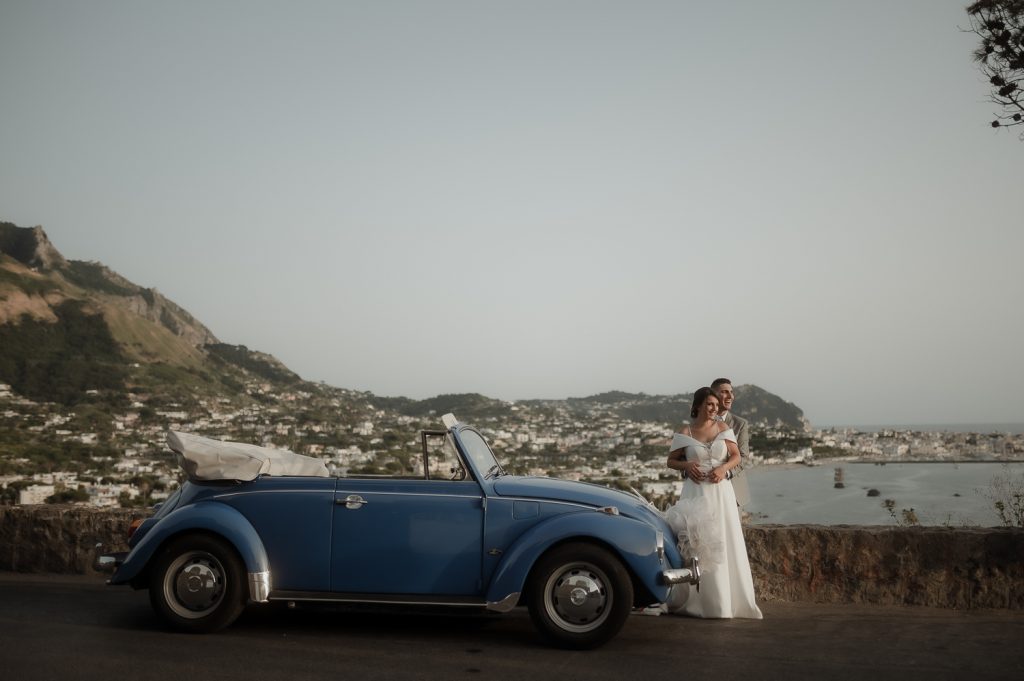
[690, 386, 717, 419]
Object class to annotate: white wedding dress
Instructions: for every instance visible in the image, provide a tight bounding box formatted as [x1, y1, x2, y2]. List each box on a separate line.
[663, 428, 763, 619]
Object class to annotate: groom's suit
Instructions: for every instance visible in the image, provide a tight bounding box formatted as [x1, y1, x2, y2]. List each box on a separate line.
[723, 411, 751, 507]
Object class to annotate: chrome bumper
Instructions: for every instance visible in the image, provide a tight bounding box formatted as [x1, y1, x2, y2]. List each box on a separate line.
[485, 591, 520, 613]
[249, 571, 271, 603]
[661, 557, 700, 586]
[93, 543, 127, 573]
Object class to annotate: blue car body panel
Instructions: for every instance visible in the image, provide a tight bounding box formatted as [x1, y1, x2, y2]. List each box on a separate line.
[493, 476, 641, 507]
[110, 500, 270, 585]
[110, 419, 685, 612]
[484, 510, 672, 604]
[330, 478, 484, 594]
[213, 477, 336, 591]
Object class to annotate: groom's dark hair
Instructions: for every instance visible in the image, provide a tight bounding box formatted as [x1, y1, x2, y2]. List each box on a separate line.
[710, 377, 732, 389]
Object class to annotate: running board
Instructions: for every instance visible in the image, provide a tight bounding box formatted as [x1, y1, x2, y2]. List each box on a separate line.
[269, 591, 490, 608]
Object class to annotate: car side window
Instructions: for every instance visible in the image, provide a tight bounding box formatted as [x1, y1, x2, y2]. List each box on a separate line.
[424, 433, 467, 481]
[342, 452, 422, 478]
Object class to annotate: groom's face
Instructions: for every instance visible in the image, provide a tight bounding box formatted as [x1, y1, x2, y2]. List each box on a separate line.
[714, 383, 735, 413]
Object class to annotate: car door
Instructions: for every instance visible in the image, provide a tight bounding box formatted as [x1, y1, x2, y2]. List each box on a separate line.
[330, 478, 485, 595]
[220, 476, 337, 592]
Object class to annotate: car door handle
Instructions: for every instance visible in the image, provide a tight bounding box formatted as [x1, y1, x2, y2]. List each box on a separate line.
[336, 494, 368, 509]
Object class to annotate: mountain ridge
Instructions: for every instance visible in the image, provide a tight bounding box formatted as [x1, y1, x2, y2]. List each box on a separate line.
[0, 221, 809, 429]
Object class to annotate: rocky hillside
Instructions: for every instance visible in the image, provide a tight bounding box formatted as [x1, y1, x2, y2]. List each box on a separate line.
[0, 222, 299, 407]
[521, 386, 809, 431]
[1, 220, 809, 429]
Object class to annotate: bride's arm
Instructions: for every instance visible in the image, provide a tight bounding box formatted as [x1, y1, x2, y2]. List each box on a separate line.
[667, 439, 705, 481]
[708, 440, 741, 484]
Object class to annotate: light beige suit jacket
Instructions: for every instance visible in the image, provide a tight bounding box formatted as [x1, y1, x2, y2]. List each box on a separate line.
[723, 411, 751, 507]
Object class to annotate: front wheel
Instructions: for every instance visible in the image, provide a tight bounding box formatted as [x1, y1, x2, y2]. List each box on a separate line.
[526, 542, 634, 649]
[149, 534, 247, 633]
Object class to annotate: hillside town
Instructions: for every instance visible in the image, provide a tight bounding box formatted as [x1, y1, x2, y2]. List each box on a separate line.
[1, 380, 1022, 509]
[7, 223, 1016, 510]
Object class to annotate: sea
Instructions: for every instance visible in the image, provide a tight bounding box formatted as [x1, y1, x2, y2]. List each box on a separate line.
[736, 422, 1024, 525]
[820, 423, 1024, 434]
[743, 462, 1023, 526]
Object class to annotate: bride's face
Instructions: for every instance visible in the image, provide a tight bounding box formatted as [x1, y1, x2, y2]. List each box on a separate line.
[702, 396, 720, 420]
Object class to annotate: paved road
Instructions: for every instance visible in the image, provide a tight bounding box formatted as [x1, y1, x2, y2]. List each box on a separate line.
[1, 573, 1021, 681]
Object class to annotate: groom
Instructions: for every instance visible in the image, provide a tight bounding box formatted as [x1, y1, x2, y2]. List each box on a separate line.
[711, 377, 751, 507]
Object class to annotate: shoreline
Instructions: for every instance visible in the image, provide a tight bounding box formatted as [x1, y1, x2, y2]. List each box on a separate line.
[817, 422, 1024, 434]
[750, 459, 1024, 471]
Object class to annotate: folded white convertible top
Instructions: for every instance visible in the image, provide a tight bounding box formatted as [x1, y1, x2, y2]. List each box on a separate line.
[167, 431, 330, 481]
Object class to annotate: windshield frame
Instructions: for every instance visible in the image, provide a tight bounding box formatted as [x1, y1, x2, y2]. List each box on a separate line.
[452, 426, 503, 480]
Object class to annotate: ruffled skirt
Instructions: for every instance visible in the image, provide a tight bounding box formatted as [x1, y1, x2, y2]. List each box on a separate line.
[663, 479, 763, 619]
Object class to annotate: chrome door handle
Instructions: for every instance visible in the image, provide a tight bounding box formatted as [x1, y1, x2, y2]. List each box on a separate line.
[336, 494, 368, 509]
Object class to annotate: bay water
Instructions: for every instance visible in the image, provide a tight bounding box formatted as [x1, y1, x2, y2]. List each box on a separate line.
[743, 462, 1023, 526]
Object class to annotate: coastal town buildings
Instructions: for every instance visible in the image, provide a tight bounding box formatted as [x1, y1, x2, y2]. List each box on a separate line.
[0, 382, 1021, 508]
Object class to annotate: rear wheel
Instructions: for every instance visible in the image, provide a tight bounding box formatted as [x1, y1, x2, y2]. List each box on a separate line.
[149, 534, 246, 633]
[526, 542, 633, 649]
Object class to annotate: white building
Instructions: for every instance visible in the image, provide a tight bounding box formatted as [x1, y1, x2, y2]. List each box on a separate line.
[19, 484, 55, 505]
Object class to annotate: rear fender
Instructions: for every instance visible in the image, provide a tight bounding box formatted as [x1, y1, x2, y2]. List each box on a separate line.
[110, 501, 269, 586]
[485, 511, 670, 605]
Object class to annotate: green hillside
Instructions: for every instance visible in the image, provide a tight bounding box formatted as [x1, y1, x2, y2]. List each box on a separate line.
[0, 222, 303, 407]
[0, 299, 127, 406]
[0, 220, 809, 431]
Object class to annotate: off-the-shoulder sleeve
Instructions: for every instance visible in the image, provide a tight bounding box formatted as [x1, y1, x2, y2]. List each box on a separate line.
[670, 433, 701, 452]
[719, 427, 737, 444]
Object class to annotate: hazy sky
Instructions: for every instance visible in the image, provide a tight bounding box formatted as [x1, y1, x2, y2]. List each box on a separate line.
[1, 1, 1021, 426]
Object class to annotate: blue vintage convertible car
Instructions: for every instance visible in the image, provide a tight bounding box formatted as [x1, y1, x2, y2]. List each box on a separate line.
[100, 414, 698, 648]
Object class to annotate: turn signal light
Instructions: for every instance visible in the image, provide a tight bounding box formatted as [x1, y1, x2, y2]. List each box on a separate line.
[127, 518, 144, 539]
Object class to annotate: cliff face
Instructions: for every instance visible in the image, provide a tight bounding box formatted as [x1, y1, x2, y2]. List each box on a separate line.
[0, 223, 219, 350]
[0, 224, 220, 348]
[0, 222, 242, 404]
[0, 223, 68, 270]
[118, 286, 218, 348]
[0, 220, 320, 407]
[2, 506, 1022, 608]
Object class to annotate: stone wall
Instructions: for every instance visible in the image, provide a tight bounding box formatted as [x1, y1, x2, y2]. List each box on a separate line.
[0, 505, 136, 574]
[744, 524, 1024, 609]
[2, 506, 1022, 608]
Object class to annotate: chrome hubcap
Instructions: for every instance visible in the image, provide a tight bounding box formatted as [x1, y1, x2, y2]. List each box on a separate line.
[544, 562, 611, 632]
[177, 563, 219, 609]
[164, 551, 225, 619]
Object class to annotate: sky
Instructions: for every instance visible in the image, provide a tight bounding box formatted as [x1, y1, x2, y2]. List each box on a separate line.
[1, 1, 1021, 427]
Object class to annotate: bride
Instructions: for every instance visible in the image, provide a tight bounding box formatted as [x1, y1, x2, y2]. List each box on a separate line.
[663, 386, 762, 619]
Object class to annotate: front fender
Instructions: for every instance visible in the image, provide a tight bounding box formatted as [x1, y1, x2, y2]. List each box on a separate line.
[110, 501, 269, 586]
[485, 511, 670, 605]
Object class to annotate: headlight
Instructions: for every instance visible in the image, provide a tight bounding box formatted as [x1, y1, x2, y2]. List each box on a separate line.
[656, 530, 665, 561]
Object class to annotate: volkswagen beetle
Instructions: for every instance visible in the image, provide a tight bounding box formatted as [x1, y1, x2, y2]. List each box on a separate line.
[100, 413, 698, 648]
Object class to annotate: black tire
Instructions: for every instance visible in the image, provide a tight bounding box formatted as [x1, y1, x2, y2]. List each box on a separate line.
[148, 534, 247, 633]
[526, 542, 634, 649]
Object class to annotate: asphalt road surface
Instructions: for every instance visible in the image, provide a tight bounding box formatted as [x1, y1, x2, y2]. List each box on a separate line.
[1, 573, 1021, 681]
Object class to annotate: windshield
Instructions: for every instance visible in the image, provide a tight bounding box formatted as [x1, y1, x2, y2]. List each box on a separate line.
[455, 428, 503, 478]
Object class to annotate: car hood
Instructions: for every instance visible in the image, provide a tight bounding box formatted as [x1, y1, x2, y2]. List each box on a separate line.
[492, 476, 657, 518]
